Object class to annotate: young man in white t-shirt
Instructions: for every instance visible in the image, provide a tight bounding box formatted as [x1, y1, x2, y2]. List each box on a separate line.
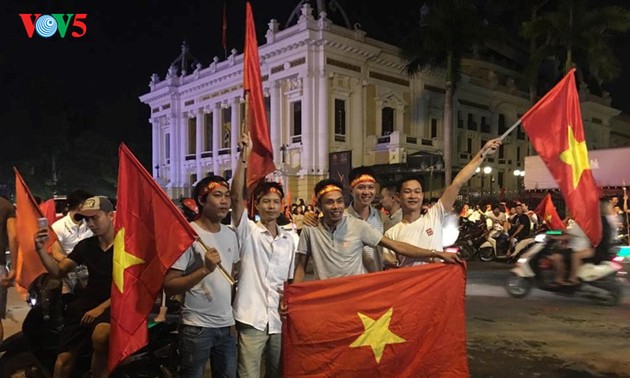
[230, 134, 296, 378]
[384, 138, 501, 266]
[293, 179, 462, 283]
[164, 176, 239, 378]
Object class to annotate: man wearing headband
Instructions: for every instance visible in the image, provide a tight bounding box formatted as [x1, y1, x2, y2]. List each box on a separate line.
[346, 167, 385, 273]
[384, 138, 502, 267]
[229, 133, 296, 378]
[293, 179, 462, 282]
[164, 175, 239, 378]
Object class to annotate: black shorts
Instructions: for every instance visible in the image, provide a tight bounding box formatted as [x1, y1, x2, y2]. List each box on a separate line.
[58, 296, 110, 354]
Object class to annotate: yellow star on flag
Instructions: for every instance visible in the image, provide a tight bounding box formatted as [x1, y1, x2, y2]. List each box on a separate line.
[349, 307, 406, 363]
[113, 228, 146, 293]
[559, 126, 590, 189]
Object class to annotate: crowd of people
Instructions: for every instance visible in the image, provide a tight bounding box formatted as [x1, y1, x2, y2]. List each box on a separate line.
[1, 131, 628, 377]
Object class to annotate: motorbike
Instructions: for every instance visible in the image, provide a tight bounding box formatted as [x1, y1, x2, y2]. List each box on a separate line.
[505, 231, 623, 306]
[478, 230, 536, 263]
[0, 273, 180, 377]
[452, 216, 488, 261]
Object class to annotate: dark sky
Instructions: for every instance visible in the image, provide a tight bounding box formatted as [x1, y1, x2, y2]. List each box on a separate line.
[1, 0, 629, 149]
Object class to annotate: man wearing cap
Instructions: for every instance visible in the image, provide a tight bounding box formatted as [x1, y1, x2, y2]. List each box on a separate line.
[229, 133, 296, 378]
[293, 179, 462, 283]
[164, 175, 239, 378]
[34, 195, 115, 378]
[383, 138, 501, 267]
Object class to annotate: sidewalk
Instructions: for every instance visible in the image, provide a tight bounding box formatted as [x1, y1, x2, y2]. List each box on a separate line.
[2, 287, 30, 340]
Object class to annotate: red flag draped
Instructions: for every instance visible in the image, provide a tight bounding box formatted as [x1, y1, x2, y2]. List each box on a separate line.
[283, 264, 469, 377]
[520, 69, 601, 246]
[243, 2, 275, 192]
[13, 168, 55, 297]
[108, 144, 197, 371]
[533, 193, 565, 231]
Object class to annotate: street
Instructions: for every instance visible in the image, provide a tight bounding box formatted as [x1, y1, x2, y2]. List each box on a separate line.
[2, 260, 628, 377]
[466, 260, 630, 378]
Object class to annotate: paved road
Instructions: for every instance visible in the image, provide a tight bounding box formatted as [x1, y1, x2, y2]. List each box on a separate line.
[465, 260, 630, 378]
[3, 261, 628, 377]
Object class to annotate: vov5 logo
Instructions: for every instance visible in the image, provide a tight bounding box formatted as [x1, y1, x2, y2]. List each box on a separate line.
[19, 14, 87, 38]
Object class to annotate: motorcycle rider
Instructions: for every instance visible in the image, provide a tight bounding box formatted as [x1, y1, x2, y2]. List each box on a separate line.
[507, 203, 531, 257]
[484, 203, 509, 254]
[549, 200, 615, 286]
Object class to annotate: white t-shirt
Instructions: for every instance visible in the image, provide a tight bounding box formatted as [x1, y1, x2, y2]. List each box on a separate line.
[51, 214, 93, 254]
[232, 210, 296, 334]
[384, 201, 446, 267]
[171, 222, 239, 328]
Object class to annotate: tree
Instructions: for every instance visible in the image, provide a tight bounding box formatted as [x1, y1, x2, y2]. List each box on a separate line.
[399, 0, 492, 185]
[522, 0, 630, 92]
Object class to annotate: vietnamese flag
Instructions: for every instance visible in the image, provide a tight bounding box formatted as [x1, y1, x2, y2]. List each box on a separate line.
[534, 193, 566, 231]
[243, 1, 275, 192]
[520, 69, 601, 246]
[108, 144, 197, 371]
[283, 264, 468, 377]
[13, 168, 57, 297]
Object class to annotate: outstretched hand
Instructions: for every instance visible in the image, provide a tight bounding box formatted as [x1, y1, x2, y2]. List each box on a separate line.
[480, 138, 502, 158]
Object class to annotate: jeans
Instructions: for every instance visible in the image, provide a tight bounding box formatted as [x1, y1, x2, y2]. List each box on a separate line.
[236, 322, 282, 378]
[178, 324, 237, 378]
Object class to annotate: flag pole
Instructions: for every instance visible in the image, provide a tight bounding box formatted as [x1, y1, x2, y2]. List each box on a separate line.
[499, 119, 522, 142]
[623, 183, 629, 245]
[194, 238, 236, 286]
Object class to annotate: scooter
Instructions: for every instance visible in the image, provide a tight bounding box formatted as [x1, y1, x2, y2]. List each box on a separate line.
[505, 232, 623, 306]
[453, 217, 488, 261]
[478, 232, 535, 263]
[0, 273, 180, 377]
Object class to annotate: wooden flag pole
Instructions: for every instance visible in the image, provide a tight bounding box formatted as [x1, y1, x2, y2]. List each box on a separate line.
[194, 238, 236, 286]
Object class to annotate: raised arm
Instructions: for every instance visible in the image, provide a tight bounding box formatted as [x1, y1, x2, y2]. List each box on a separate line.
[34, 228, 77, 278]
[230, 133, 252, 227]
[441, 138, 501, 211]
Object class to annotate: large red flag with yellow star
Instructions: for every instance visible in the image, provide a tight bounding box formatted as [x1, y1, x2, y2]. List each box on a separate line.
[283, 264, 468, 377]
[533, 193, 566, 231]
[520, 69, 601, 246]
[108, 144, 197, 372]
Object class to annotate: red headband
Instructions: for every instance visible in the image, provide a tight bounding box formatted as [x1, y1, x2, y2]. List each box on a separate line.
[350, 174, 376, 188]
[198, 181, 229, 199]
[255, 186, 283, 201]
[316, 184, 342, 201]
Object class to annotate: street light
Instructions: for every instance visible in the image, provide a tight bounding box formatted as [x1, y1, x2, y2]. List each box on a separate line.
[155, 164, 160, 178]
[478, 166, 492, 197]
[513, 169, 525, 194]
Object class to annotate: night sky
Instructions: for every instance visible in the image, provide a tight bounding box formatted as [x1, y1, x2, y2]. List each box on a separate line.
[2, 0, 629, 156]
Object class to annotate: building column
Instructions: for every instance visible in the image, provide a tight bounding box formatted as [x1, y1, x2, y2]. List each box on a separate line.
[316, 70, 329, 174]
[375, 99, 383, 137]
[151, 117, 159, 178]
[230, 97, 241, 173]
[167, 114, 178, 188]
[212, 103, 221, 174]
[270, 80, 282, 166]
[180, 113, 189, 189]
[350, 78, 363, 167]
[302, 72, 314, 173]
[195, 109, 203, 182]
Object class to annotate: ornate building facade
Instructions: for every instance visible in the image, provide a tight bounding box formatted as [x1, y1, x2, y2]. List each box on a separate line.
[140, 2, 629, 200]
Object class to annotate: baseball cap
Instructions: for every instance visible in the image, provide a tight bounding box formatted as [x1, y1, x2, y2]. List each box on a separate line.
[74, 196, 114, 221]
